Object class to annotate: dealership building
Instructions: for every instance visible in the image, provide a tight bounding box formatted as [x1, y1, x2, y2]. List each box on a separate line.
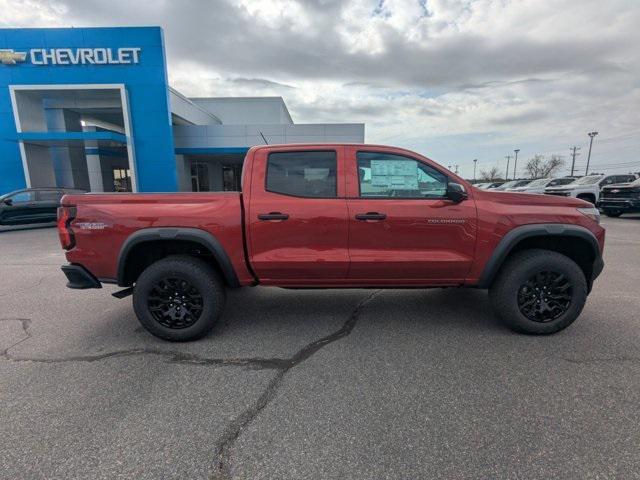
[0, 27, 364, 195]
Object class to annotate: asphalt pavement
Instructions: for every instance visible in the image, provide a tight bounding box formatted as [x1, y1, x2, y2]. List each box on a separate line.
[1, 216, 639, 479]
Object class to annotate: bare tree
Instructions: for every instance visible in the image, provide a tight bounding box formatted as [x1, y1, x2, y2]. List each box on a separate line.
[524, 154, 565, 179]
[479, 166, 501, 181]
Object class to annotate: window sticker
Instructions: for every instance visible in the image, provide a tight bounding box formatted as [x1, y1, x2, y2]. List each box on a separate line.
[370, 160, 419, 191]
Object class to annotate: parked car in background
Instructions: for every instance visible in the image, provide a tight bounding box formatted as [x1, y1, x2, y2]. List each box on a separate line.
[472, 182, 490, 189]
[493, 179, 532, 191]
[484, 182, 505, 189]
[545, 174, 637, 204]
[0, 188, 85, 226]
[598, 177, 640, 217]
[509, 177, 576, 194]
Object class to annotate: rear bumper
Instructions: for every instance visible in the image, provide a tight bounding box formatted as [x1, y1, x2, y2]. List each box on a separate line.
[61, 264, 102, 289]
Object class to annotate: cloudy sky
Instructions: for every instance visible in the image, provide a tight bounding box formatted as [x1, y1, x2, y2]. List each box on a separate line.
[4, 0, 639, 177]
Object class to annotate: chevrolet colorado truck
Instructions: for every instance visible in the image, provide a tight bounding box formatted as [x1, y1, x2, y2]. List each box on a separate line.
[57, 144, 605, 341]
[598, 177, 640, 217]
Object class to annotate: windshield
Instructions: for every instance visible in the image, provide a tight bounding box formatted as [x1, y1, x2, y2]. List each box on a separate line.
[627, 178, 640, 187]
[525, 178, 550, 188]
[494, 180, 519, 190]
[571, 175, 603, 185]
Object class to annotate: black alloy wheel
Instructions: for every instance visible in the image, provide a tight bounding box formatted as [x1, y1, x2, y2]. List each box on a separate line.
[489, 249, 588, 334]
[517, 271, 573, 323]
[147, 277, 204, 329]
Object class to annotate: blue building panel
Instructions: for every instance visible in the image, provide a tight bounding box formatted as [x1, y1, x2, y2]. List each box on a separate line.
[0, 26, 176, 194]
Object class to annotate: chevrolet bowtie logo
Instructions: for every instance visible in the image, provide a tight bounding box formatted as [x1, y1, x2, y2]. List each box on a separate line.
[0, 49, 27, 65]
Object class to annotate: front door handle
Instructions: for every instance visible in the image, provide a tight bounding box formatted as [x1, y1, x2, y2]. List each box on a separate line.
[355, 212, 387, 221]
[258, 212, 289, 221]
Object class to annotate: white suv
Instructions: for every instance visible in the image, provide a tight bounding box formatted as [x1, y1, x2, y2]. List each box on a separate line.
[545, 174, 638, 204]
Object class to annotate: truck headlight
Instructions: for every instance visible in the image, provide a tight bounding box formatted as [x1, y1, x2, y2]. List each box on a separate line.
[577, 207, 600, 224]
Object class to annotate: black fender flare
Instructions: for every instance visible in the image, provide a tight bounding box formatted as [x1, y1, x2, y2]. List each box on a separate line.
[477, 223, 601, 289]
[116, 227, 240, 288]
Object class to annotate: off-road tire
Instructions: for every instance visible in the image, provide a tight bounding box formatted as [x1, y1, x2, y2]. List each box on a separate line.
[489, 249, 587, 334]
[133, 255, 225, 341]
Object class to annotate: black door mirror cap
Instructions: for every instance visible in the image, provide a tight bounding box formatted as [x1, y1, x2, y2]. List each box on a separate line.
[447, 182, 468, 203]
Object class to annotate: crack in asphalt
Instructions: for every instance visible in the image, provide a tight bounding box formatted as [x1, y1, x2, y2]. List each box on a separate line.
[1, 291, 380, 480]
[0, 275, 46, 298]
[563, 356, 640, 364]
[211, 290, 379, 480]
[0, 318, 33, 355]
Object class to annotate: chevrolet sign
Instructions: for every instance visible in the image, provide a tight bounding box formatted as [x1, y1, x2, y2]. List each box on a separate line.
[0, 47, 141, 66]
[0, 49, 27, 65]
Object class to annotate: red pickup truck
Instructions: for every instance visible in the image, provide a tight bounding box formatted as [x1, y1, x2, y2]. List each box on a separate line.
[58, 144, 605, 341]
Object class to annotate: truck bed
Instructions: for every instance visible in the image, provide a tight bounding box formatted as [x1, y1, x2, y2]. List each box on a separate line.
[62, 192, 254, 284]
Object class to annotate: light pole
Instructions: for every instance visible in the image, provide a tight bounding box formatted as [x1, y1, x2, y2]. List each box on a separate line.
[513, 149, 520, 179]
[585, 131, 598, 175]
[505, 155, 512, 181]
[473, 159, 477, 182]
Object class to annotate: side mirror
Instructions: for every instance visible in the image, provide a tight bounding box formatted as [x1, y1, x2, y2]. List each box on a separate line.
[2, 198, 12, 206]
[446, 182, 468, 203]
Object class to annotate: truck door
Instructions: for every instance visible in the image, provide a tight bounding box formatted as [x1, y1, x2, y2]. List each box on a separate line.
[247, 147, 350, 284]
[345, 147, 477, 285]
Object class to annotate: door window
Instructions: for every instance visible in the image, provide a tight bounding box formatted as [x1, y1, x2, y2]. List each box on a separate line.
[357, 152, 447, 198]
[37, 190, 63, 202]
[8, 191, 35, 204]
[266, 151, 337, 198]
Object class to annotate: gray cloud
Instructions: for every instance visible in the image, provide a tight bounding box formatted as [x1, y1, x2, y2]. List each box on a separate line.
[3, 0, 639, 171]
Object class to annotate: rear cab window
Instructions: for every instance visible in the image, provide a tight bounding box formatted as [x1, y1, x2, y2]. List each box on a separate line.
[356, 151, 447, 198]
[266, 151, 337, 198]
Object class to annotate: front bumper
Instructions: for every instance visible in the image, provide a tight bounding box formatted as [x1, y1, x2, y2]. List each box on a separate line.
[61, 264, 102, 289]
[592, 255, 604, 281]
[598, 199, 640, 211]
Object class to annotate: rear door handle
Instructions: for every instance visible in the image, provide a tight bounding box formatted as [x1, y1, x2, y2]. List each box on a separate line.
[355, 212, 387, 221]
[258, 212, 289, 221]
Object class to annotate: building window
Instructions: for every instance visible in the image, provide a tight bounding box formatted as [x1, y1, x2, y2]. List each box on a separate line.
[222, 165, 242, 191]
[113, 168, 132, 192]
[190, 163, 209, 192]
[266, 151, 337, 198]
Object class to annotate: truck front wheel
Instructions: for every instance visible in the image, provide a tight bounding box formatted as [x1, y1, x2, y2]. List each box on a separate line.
[133, 255, 225, 341]
[489, 249, 587, 334]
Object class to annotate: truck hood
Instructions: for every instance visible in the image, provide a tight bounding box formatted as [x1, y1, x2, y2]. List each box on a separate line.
[544, 185, 576, 191]
[602, 183, 638, 191]
[475, 188, 587, 207]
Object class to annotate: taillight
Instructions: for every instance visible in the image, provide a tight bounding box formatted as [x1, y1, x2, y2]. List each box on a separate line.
[57, 206, 77, 250]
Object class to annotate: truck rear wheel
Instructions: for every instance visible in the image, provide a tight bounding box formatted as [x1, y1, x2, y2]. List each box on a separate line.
[489, 249, 587, 334]
[133, 255, 225, 341]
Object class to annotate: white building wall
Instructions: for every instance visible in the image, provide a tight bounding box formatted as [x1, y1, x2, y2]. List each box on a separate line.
[190, 97, 293, 125]
[173, 123, 365, 149]
[169, 88, 221, 125]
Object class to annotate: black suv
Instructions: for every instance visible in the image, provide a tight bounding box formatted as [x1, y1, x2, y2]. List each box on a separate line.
[598, 178, 640, 217]
[0, 188, 85, 226]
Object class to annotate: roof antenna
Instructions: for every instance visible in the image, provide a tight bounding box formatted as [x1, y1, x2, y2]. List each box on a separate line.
[259, 131, 269, 145]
